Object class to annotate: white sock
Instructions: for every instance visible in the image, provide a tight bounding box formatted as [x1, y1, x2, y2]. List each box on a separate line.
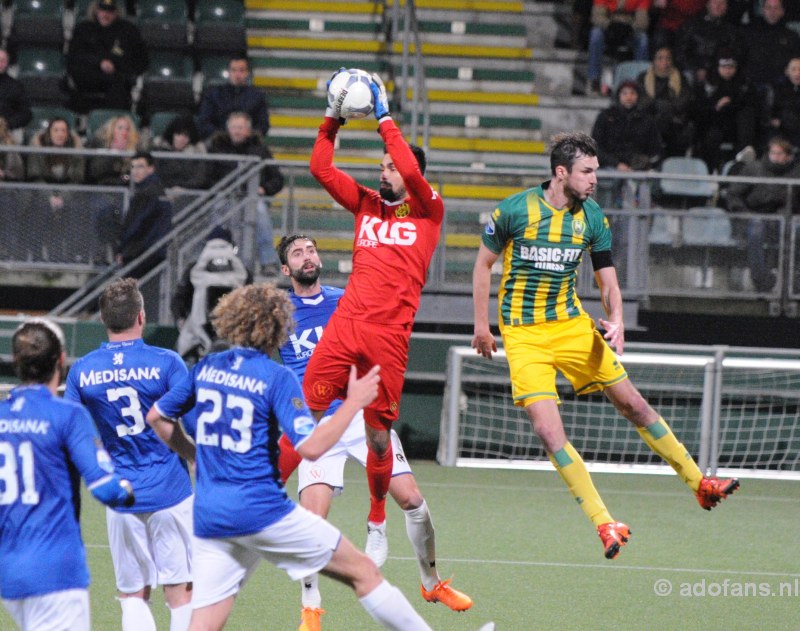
[359, 579, 432, 631]
[300, 573, 322, 608]
[120, 597, 157, 631]
[404, 500, 439, 591]
[169, 602, 192, 631]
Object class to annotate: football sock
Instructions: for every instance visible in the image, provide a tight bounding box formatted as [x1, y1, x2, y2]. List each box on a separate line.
[366, 443, 393, 524]
[120, 597, 156, 631]
[403, 500, 439, 591]
[359, 579, 432, 631]
[168, 602, 192, 631]
[550, 442, 613, 527]
[637, 417, 704, 491]
[300, 573, 322, 609]
[277, 433, 302, 484]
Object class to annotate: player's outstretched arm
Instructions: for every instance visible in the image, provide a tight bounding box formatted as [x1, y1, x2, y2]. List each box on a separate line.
[146, 406, 197, 463]
[298, 365, 380, 461]
[595, 266, 625, 354]
[472, 244, 498, 359]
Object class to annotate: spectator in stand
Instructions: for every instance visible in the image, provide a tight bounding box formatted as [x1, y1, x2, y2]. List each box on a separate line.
[769, 56, 800, 148]
[690, 48, 760, 172]
[587, 0, 652, 95]
[196, 55, 270, 141]
[572, 0, 593, 50]
[741, 0, 800, 139]
[725, 136, 800, 292]
[637, 46, 695, 157]
[66, 0, 148, 111]
[151, 112, 210, 194]
[0, 48, 31, 138]
[675, 0, 743, 85]
[0, 118, 25, 183]
[206, 111, 284, 276]
[649, 0, 706, 53]
[116, 151, 171, 279]
[27, 117, 86, 262]
[591, 79, 663, 207]
[85, 114, 142, 185]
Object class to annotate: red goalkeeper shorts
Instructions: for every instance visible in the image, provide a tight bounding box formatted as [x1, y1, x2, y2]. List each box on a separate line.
[303, 314, 411, 425]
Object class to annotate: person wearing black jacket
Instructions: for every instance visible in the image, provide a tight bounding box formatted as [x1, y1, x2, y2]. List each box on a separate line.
[116, 152, 171, 279]
[206, 111, 284, 275]
[196, 55, 270, 140]
[66, 0, 148, 111]
[0, 48, 31, 134]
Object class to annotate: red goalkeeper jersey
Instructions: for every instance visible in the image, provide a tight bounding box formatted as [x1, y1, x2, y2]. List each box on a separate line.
[310, 117, 444, 325]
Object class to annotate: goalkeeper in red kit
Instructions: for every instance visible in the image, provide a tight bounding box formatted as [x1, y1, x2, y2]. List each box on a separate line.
[281, 70, 470, 609]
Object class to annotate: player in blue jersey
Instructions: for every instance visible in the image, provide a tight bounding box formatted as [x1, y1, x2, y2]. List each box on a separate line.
[275, 234, 473, 630]
[146, 283, 437, 631]
[64, 278, 193, 631]
[1, 318, 135, 631]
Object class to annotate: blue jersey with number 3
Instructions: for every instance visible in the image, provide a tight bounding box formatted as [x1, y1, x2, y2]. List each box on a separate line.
[0, 385, 118, 599]
[155, 347, 316, 538]
[64, 339, 192, 513]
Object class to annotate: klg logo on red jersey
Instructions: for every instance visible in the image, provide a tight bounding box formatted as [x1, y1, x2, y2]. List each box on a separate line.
[356, 216, 417, 248]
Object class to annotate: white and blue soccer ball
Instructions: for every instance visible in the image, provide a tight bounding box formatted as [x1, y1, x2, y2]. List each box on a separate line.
[327, 68, 374, 120]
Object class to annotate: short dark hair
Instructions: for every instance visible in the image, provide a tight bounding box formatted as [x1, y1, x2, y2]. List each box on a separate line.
[549, 131, 598, 175]
[99, 278, 144, 333]
[131, 151, 154, 166]
[12, 319, 64, 383]
[228, 54, 250, 68]
[276, 234, 317, 265]
[384, 144, 427, 174]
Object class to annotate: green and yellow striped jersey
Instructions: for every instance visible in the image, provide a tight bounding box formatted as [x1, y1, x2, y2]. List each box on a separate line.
[481, 182, 612, 326]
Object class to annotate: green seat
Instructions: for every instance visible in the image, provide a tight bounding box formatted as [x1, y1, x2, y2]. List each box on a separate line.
[25, 106, 78, 142]
[148, 111, 181, 140]
[16, 48, 68, 106]
[139, 52, 196, 118]
[194, 0, 246, 55]
[86, 108, 141, 138]
[199, 55, 230, 89]
[137, 0, 189, 50]
[8, 0, 63, 49]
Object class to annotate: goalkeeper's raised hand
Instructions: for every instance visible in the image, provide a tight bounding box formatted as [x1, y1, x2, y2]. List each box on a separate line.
[370, 73, 391, 122]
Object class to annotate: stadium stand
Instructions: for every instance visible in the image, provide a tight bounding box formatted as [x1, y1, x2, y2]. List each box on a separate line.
[136, 0, 191, 52]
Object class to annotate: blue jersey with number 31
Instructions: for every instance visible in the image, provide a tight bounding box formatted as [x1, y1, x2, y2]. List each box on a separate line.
[64, 339, 192, 513]
[0, 385, 118, 599]
[155, 347, 316, 538]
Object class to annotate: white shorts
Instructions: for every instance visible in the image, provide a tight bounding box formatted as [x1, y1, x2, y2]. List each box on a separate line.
[106, 495, 194, 593]
[297, 411, 413, 495]
[191, 505, 341, 609]
[3, 588, 90, 631]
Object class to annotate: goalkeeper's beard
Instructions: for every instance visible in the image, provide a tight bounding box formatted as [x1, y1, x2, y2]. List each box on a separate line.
[379, 182, 400, 202]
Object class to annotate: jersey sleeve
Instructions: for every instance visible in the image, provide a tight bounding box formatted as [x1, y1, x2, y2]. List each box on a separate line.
[379, 119, 444, 221]
[165, 353, 190, 388]
[586, 201, 613, 253]
[62, 403, 117, 488]
[268, 365, 316, 448]
[481, 203, 511, 254]
[310, 116, 370, 214]
[63, 362, 82, 403]
[153, 368, 196, 421]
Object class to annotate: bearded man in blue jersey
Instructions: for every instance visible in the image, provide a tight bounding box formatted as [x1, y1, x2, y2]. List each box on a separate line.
[65, 278, 194, 631]
[1, 318, 135, 631]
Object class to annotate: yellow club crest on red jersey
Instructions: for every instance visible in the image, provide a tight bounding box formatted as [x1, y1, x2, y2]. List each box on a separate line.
[572, 219, 586, 236]
[389, 401, 398, 412]
[395, 203, 410, 218]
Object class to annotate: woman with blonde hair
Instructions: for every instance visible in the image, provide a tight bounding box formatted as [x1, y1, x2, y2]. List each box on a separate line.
[86, 114, 142, 185]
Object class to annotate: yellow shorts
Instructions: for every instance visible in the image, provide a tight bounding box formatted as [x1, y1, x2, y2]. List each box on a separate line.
[500, 313, 628, 407]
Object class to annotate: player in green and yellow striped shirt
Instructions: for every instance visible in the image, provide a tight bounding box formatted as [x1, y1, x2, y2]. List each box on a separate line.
[472, 131, 739, 560]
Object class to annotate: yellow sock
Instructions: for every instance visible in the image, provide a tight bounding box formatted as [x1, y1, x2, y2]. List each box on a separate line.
[637, 417, 703, 491]
[549, 442, 613, 527]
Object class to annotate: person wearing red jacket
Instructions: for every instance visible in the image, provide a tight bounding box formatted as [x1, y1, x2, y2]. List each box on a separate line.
[304, 71, 445, 578]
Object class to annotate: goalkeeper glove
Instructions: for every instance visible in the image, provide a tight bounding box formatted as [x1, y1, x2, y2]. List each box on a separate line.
[370, 73, 391, 122]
